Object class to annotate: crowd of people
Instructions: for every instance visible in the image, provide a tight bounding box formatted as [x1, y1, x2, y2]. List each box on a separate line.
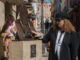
[0, 12, 80, 60]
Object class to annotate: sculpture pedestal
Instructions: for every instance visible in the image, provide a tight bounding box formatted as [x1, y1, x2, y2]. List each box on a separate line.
[9, 40, 42, 60]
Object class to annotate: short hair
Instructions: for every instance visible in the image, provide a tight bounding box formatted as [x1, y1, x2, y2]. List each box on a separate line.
[28, 14, 36, 20]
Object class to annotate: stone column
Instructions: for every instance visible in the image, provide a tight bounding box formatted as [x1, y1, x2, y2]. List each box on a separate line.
[0, 1, 5, 31]
[0, 2, 5, 57]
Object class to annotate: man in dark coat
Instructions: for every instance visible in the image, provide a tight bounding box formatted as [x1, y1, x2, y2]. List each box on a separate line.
[43, 12, 79, 60]
[43, 29, 78, 60]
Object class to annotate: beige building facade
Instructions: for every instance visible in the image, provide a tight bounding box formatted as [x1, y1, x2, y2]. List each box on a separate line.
[38, 2, 51, 20]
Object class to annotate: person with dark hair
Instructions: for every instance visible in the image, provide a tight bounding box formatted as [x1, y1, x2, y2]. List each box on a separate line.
[28, 14, 36, 32]
[27, 14, 42, 39]
[43, 12, 79, 60]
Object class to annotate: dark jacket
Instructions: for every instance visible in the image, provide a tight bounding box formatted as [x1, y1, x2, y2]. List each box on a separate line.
[43, 29, 79, 60]
[77, 31, 80, 46]
[77, 31, 80, 60]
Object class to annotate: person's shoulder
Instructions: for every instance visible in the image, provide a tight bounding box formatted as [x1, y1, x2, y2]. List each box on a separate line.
[70, 31, 77, 37]
[78, 31, 80, 34]
[49, 28, 53, 31]
[70, 31, 76, 34]
[48, 28, 56, 34]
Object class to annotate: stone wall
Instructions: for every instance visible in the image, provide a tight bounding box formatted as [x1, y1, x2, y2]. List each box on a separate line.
[0, 1, 5, 31]
[9, 40, 42, 60]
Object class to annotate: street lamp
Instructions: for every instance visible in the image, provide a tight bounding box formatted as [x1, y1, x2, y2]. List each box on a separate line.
[41, 0, 45, 33]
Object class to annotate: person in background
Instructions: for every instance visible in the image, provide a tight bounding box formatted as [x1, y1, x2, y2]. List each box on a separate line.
[43, 12, 79, 60]
[28, 14, 42, 39]
[45, 19, 50, 34]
